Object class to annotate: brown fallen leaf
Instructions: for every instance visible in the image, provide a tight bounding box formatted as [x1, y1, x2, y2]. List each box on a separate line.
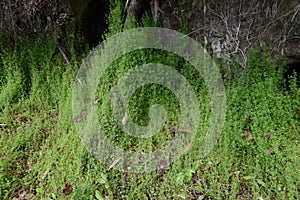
[183, 143, 193, 154]
[246, 116, 253, 123]
[295, 109, 300, 116]
[72, 109, 88, 122]
[156, 167, 166, 178]
[266, 143, 280, 154]
[244, 129, 252, 141]
[108, 157, 121, 170]
[122, 112, 129, 125]
[262, 132, 271, 140]
[192, 173, 199, 183]
[93, 98, 101, 104]
[223, 73, 230, 82]
[12, 190, 29, 200]
[170, 126, 191, 133]
[125, 172, 131, 182]
[200, 163, 205, 172]
[62, 183, 74, 195]
[156, 159, 168, 178]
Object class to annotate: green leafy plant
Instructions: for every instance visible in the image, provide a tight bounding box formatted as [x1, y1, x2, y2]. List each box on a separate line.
[0, 1, 299, 199]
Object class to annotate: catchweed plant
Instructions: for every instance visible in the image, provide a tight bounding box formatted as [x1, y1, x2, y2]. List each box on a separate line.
[210, 49, 299, 199]
[0, 0, 299, 199]
[0, 49, 26, 110]
[94, 44, 211, 197]
[0, 32, 87, 199]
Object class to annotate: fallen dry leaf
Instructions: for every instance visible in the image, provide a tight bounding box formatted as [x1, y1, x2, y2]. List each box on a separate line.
[12, 190, 29, 200]
[156, 159, 168, 178]
[200, 163, 205, 172]
[192, 173, 199, 183]
[108, 157, 121, 170]
[266, 143, 280, 154]
[233, 171, 241, 175]
[125, 172, 131, 182]
[223, 73, 230, 82]
[42, 169, 50, 180]
[122, 112, 129, 125]
[183, 143, 193, 154]
[246, 116, 253, 123]
[62, 183, 73, 195]
[262, 132, 271, 140]
[93, 98, 101, 104]
[72, 109, 88, 122]
[295, 109, 300, 116]
[244, 129, 252, 141]
[170, 126, 191, 133]
[156, 166, 166, 178]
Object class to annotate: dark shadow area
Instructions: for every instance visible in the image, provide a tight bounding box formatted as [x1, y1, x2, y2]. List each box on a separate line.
[80, 0, 110, 47]
[284, 62, 300, 90]
[128, 0, 152, 25]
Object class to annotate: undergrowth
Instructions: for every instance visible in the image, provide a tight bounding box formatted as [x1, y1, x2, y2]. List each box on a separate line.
[0, 0, 299, 199]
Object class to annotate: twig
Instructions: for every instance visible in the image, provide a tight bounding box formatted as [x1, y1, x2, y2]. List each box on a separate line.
[121, 0, 131, 31]
[108, 157, 121, 170]
[58, 45, 69, 64]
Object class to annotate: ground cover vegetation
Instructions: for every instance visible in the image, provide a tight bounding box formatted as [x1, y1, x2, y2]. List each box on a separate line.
[0, 0, 299, 199]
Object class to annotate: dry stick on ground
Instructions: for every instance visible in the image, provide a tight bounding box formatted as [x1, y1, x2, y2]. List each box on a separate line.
[47, 16, 70, 64]
[58, 45, 70, 64]
[121, 0, 131, 31]
[153, 0, 160, 25]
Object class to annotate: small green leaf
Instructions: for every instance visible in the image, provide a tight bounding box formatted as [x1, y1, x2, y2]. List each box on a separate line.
[198, 195, 205, 200]
[99, 173, 107, 184]
[104, 182, 110, 189]
[195, 186, 204, 192]
[243, 175, 254, 180]
[51, 193, 57, 199]
[186, 169, 195, 179]
[36, 187, 43, 194]
[175, 173, 184, 186]
[95, 190, 105, 200]
[99, 178, 106, 184]
[207, 190, 219, 199]
[256, 179, 266, 187]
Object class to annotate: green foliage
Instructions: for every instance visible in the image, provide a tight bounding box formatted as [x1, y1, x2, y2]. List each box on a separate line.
[0, 160, 20, 198]
[245, 48, 277, 80]
[0, 32, 88, 199]
[106, 0, 124, 36]
[105, 0, 155, 38]
[0, 1, 299, 199]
